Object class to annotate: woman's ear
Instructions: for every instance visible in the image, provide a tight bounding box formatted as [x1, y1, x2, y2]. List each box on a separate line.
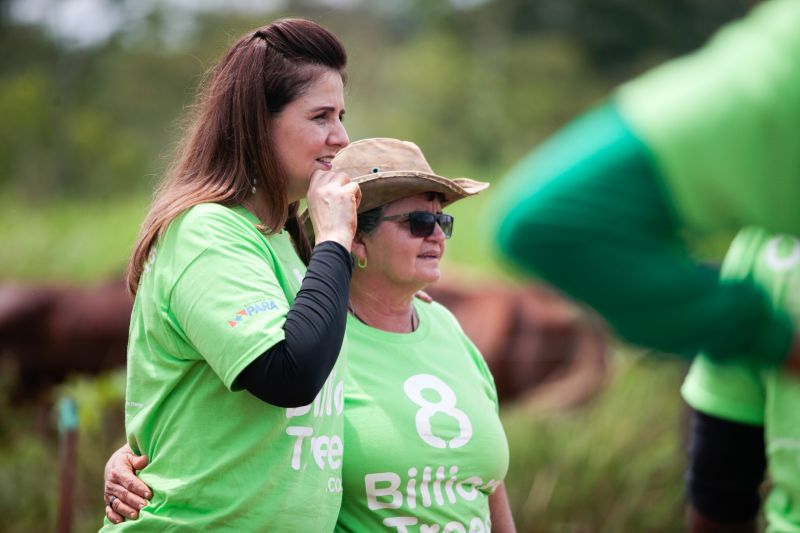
[350, 232, 367, 264]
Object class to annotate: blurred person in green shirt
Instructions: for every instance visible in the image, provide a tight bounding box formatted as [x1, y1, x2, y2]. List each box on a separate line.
[492, 0, 800, 371]
[683, 228, 800, 532]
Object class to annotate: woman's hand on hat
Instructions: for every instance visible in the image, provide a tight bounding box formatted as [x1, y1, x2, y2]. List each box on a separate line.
[103, 443, 152, 524]
[307, 169, 361, 249]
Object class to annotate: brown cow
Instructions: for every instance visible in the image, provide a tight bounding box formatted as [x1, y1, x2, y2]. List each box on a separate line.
[0, 277, 608, 406]
[426, 279, 609, 409]
[0, 279, 130, 400]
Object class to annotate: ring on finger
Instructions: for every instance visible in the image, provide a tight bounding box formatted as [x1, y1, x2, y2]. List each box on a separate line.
[108, 495, 118, 507]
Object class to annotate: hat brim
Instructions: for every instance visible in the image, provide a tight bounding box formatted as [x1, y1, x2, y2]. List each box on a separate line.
[353, 171, 489, 213]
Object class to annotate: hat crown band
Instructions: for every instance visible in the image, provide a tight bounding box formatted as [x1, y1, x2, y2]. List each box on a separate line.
[332, 138, 434, 178]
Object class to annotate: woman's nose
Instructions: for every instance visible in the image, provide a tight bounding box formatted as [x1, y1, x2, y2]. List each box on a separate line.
[428, 222, 447, 242]
[330, 118, 349, 148]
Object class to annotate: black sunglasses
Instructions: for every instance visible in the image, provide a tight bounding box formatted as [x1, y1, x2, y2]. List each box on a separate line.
[380, 211, 454, 239]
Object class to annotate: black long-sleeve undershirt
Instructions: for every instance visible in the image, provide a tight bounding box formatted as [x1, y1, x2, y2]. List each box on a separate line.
[686, 409, 767, 524]
[234, 241, 352, 408]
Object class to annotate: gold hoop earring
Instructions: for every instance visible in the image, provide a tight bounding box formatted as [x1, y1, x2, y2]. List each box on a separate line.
[357, 256, 367, 269]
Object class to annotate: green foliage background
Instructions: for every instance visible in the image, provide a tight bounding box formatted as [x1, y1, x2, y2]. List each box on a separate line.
[1, 0, 748, 531]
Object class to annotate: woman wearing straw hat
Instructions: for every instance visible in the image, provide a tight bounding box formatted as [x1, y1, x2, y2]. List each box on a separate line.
[681, 228, 800, 531]
[335, 138, 514, 532]
[103, 138, 516, 531]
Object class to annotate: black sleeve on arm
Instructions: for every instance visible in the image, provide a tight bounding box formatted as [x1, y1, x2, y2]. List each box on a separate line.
[686, 408, 766, 524]
[234, 241, 352, 408]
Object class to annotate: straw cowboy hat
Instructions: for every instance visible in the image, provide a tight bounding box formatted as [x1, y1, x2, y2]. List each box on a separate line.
[332, 138, 490, 213]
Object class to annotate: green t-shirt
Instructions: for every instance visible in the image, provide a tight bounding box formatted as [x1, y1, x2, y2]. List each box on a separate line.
[336, 301, 509, 532]
[616, 0, 800, 235]
[104, 204, 346, 532]
[683, 227, 800, 532]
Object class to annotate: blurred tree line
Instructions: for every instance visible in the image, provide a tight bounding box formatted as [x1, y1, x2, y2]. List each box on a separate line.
[0, 0, 751, 201]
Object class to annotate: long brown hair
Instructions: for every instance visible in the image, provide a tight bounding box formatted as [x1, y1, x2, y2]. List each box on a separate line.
[127, 18, 347, 295]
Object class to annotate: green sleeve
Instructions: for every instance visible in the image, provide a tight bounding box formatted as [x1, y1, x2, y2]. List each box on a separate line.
[681, 357, 765, 426]
[168, 206, 290, 390]
[492, 104, 792, 365]
[683, 227, 800, 424]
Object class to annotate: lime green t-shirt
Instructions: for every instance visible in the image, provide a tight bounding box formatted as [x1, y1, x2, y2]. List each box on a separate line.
[336, 301, 509, 532]
[616, 0, 800, 235]
[683, 227, 800, 532]
[104, 204, 346, 532]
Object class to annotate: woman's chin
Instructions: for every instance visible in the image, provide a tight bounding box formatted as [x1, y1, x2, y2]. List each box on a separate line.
[415, 269, 441, 286]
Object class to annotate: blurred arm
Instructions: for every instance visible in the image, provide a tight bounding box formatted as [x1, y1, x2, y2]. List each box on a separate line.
[687, 506, 758, 533]
[685, 410, 765, 533]
[494, 103, 792, 366]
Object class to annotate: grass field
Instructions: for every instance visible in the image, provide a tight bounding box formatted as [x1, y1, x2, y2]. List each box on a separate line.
[0, 192, 689, 532]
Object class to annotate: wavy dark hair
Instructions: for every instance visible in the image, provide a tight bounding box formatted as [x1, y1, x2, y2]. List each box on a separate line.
[127, 18, 347, 295]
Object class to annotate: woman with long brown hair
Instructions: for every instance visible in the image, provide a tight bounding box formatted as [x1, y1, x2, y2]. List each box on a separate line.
[100, 18, 359, 531]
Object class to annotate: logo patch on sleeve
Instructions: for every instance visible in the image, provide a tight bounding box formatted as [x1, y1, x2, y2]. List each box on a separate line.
[227, 299, 279, 327]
